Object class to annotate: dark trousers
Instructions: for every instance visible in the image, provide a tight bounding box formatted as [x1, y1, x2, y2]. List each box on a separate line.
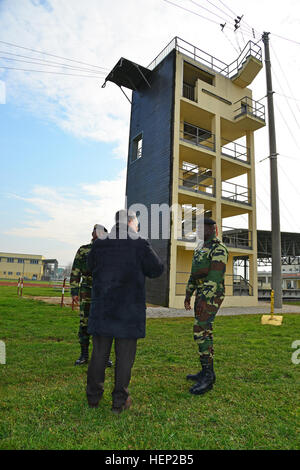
[86, 335, 137, 408]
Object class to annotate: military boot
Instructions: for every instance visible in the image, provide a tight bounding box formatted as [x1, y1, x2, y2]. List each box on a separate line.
[74, 343, 89, 365]
[187, 365, 216, 383]
[186, 370, 203, 382]
[189, 363, 215, 395]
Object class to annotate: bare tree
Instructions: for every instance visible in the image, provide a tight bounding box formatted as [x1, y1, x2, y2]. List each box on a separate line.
[63, 262, 73, 279]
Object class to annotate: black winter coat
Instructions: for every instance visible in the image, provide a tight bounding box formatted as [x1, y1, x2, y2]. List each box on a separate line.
[87, 223, 164, 339]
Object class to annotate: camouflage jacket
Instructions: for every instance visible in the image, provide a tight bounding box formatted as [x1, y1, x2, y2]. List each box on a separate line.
[70, 243, 93, 296]
[185, 236, 228, 301]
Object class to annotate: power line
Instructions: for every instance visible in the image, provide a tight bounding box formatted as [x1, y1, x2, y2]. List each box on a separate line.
[0, 50, 108, 75]
[271, 64, 300, 133]
[0, 65, 103, 79]
[188, 0, 254, 44]
[274, 101, 300, 154]
[0, 39, 109, 71]
[162, 0, 223, 26]
[217, 0, 260, 36]
[209, 0, 255, 35]
[204, 0, 237, 22]
[217, 0, 236, 17]
[278, 160, 300, 199]
[163, 0, 258, 41]
[271, 32, 300, 46]
[276, 93, 300, 103]
[188, 0, 233, 24]
[270, 43, 300, 117]
[0, 55, 107, 75]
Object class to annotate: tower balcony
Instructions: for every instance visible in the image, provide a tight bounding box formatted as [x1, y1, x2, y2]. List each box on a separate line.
[222, 226, 253, 250]
[221, 138, 250, 164]
[233, 96, 265, 131]
[179, 163, 216, 198]
[180, 121, 215, 152]
[222, 180, 251, 206]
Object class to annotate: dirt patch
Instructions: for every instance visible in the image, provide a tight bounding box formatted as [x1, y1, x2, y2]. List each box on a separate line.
[25, 296, 78, 309]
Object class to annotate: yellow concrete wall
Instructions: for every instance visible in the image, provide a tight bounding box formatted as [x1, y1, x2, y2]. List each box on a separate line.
[0, 252, 43, 280]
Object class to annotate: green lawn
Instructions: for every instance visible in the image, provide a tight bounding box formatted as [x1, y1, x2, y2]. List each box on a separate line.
[2, 283, 71, 298]
[0, 286, 299, 450]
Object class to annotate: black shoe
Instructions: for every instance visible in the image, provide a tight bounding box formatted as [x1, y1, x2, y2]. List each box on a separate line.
[106, 359, 113, 368]
[187, 368, 216, 383]
[186, 371, 203, 382]
[74, 344, 89, 366]
[189, 365, 215, 395]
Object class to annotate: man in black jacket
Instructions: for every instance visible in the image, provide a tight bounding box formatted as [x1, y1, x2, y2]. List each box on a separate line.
[86, 209, 164, 414]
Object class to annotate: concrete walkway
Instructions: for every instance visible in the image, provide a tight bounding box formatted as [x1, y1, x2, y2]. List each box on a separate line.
[146, 302, 300, 318]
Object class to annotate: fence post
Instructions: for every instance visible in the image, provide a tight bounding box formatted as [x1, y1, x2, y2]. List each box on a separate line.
[20, 277, 23, 297]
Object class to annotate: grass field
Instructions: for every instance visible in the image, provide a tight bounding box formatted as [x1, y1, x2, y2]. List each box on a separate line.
[0, 285, 299, 450]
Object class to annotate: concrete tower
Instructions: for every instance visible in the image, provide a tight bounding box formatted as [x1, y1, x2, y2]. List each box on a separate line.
[104, 37, 266, 308]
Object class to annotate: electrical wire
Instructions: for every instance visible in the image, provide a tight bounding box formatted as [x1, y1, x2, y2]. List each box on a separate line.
[278, 160, 300, 198]
[0, 55, 107, 75]
[271, 66, 300, 133]
[217, 0, 261, 36]
[0, 65, 103, 79]
[188, 0, 233, 24]
[274, 102, 300, 154]
[271, 43, 300, 117]
[0, 39, 109, 71]
[0, 50, 108, 75]
[276, 93, 300, 103]
[271, 32, 300, 46]
[162, 0, 223, 26]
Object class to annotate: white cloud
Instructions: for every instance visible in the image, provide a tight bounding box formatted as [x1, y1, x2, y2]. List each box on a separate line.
[5, 169, 127, 262]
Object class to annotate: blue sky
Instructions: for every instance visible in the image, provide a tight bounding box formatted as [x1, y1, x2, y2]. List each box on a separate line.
[1, 0, 300, 265]
[0, 101, 127, 264]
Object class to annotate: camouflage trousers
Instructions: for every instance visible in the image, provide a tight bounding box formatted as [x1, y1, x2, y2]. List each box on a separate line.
[78, 288, 91, 346]
[193, 292, 224, 366]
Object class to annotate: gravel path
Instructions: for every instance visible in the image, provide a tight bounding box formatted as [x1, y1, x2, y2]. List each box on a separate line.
[26, 296, 300, 317]
[146, 303, 300, 318]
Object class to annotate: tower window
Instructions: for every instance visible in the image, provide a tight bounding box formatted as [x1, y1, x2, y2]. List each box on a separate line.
[131, 133, 143, 163]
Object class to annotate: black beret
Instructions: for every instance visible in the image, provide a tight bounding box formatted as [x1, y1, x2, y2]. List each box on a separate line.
[204, 217, 216, 225]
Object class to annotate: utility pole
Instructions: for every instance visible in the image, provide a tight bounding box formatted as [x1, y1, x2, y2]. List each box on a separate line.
[262, 32, 282, 309]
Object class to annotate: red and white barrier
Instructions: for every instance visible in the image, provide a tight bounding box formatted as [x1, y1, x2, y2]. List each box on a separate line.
[60, 277, 67, 307]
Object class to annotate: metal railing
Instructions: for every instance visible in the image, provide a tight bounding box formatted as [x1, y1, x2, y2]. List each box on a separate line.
[183, 82, 195, 101]
[225, 274, 253, 296]
[179, 165, 215, 197]
[234, 96, 265, 121]
[148, 37, 262, 79]
[222, 180, 251, 205]
[175, 272, 253, 296]
[221, 138, 250, 164]
[221, 40, 262, 77]
[222, 227, 253, 249]
[180, 121, 215, 152]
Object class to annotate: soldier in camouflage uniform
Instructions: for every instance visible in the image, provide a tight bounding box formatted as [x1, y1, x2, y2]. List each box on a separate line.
[71, 224, 112, 366]
[184, 218, 228, 395]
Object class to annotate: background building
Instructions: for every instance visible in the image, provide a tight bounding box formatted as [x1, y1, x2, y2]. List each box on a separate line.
[0, 252, 44, 280]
